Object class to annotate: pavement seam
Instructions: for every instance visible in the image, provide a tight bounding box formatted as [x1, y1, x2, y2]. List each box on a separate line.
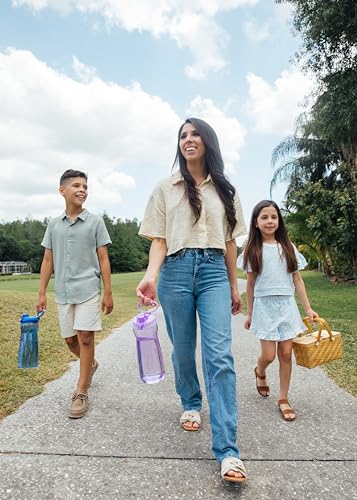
[0, 451, 356, 462]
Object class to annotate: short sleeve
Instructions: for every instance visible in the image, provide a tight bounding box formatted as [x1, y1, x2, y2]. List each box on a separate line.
[237, 251, 252, 272]
[41, 221, 53, 249]
[139, 183, 166, 240]
[293, 245, 308, 271]
[96, 217, 112, 248]
[237, 252, 244, 269]
[228, 192, 247, 240]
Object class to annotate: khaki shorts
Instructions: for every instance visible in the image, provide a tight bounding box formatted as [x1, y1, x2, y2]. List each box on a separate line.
[57, 294, 102, 338]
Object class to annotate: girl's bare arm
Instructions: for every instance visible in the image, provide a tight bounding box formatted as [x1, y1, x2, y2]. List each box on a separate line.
[293, 272, 318, 321]
[245, 271, 256, 329]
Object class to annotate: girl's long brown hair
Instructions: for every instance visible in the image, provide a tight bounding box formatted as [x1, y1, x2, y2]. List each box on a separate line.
[173, 118, 237, 237]
[243, 200, 297, 274]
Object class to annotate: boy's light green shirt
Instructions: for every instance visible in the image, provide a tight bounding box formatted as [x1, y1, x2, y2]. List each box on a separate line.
[41, 209, 111, 304]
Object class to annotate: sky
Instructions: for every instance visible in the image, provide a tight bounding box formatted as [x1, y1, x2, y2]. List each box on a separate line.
[0, 0, 314, 237]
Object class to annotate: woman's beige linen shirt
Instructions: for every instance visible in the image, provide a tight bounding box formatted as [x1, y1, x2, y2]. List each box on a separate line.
[139, 171, 246, 256]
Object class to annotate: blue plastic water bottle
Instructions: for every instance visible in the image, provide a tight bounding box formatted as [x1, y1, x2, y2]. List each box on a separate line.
[18, 310, 45, 369]
[133, 302, 165, 384]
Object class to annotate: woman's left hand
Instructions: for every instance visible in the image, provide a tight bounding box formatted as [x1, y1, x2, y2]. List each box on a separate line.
[231, 289, 243, 315]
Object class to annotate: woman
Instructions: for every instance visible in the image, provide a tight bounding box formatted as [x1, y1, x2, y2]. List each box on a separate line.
[136, 118, 247, 483]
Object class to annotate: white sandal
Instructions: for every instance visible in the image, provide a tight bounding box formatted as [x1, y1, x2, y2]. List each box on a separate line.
[179, 410, 201, 431]
[221, 457, 247, 483]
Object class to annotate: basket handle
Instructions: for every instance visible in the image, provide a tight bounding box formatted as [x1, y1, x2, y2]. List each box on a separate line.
[302, 316, 334, 343]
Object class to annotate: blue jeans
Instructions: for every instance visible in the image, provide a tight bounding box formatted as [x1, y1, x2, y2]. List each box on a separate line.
[158, 248, 239, 462]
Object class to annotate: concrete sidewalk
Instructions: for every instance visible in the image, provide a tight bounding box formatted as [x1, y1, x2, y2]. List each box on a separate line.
[0, 280, 356, 499]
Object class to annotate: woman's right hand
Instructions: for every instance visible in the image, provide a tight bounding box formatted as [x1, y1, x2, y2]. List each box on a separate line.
[136, 277, 157, 306]
[136, 238, 167, 305]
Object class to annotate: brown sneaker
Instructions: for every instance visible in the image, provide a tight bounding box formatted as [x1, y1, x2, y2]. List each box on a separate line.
[69, 392, 88, 419]
[87, 359, 99, 388]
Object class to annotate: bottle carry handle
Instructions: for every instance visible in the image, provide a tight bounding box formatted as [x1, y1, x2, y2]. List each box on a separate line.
[37, 310, 45, 319]
[136, 301, 158, 314]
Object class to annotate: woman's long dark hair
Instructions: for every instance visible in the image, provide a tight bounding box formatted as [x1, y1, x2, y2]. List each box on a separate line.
[243, 200, 297, 274]
[173, 118, 237, 237]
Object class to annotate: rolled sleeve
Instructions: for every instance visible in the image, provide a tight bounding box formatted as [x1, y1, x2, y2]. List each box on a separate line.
[139, 184, 166, 240]
[41, 222, 53, 249]
[226, 192, 246, 240]
[96, 218, 112, 248]
[237, 252, 252, 272]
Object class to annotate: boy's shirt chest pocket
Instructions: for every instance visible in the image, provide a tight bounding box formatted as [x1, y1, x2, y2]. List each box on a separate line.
[66, 223, 95, 247]
[58, 224, 97, 262]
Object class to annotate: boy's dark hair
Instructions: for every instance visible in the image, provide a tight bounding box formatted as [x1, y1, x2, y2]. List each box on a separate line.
[60, 169, 88, 186]
[243, 200, 297, 274]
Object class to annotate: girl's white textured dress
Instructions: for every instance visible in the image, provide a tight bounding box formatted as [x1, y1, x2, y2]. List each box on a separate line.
[238, 243, 307, 341]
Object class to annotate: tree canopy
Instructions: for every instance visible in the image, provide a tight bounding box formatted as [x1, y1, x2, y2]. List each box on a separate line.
[272, 0, 357, 279]
[277, 0, 357, 73]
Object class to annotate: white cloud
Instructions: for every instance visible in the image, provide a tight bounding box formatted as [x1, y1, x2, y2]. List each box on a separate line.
[187, 96, 246, 173]
[170, 13, 228, 79]
[0, 48, 180, 221]
[0, 49, 246, 221]
[12, 0, 72, 15]
[11, 0, 259, 79]
[72, 56, 97, 83]
[273, 2, 294, 27]
[243, 4, 295, 45]
[246, 67, 315, 135]
[243, 19, 271, 44]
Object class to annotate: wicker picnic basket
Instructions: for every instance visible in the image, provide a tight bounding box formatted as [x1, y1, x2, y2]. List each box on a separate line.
[292, 317, 342, 369]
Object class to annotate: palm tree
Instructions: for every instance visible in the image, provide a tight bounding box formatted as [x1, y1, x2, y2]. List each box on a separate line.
[270, 117, 342, 199]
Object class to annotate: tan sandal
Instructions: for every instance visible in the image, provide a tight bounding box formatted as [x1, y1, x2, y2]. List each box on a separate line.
[221, 457, 247, 484]
[254, 367, 270, 397]
[278, 399, 296, 421]
[180, 410, 201, 431]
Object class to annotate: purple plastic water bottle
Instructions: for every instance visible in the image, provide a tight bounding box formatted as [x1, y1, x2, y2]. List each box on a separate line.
[133, 301, 165, 384]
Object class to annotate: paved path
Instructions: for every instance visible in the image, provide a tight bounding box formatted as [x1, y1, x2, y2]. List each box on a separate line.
[0, 280, 356, 499]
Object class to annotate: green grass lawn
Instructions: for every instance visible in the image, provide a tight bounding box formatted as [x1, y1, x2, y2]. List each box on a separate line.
[298, 271, 357, 396]
[0, 272, 144, 419]
[1, 269, 356, 419]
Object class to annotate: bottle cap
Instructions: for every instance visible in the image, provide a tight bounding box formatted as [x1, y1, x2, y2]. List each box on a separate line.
[134, 312, 151, 330]
[20, 311, 45, 323]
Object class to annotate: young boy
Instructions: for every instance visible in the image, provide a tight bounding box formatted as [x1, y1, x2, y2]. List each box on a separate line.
[37, 169, 113, 419]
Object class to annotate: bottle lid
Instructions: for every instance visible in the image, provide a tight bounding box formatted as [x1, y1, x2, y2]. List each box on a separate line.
[136, 301, 158, 314]
[20, 310, 45, 323]
[133, 301, 158, 330]
[134, 312, 156, 330]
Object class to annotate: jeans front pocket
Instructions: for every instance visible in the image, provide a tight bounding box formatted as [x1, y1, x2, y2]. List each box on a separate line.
[165, 249, 186, 264]
[207, 250, 225, 265]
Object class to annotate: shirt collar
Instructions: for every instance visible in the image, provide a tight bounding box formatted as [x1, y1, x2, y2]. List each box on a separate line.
[61, 209, 88, 221]
[171, 171, 183, 185]
[171, 171, 213, 186]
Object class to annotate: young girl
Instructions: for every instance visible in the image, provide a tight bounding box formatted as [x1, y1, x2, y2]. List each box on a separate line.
[238, 200, 318, 421]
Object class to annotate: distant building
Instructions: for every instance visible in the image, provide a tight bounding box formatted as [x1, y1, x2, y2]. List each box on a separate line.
[0, 261, 31, 275]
